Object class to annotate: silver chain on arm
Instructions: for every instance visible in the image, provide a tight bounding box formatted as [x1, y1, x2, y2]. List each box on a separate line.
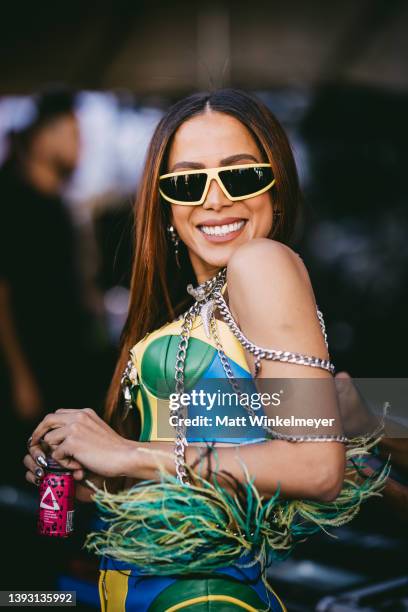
[213, 289, 335, 376]
[209, 310, 347, 442]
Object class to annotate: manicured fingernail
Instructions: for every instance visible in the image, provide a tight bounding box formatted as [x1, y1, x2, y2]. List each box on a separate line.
[36, 456, 48, 468]
[27, 436, 33, 447]
[35, 468, 43, 478]
[35, 477, 41, 486]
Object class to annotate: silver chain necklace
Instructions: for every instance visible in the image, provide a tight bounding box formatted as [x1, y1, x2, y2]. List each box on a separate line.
[173, 268, 227, 485]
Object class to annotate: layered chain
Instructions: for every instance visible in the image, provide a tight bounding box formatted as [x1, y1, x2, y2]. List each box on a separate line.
[172, 302, 200, 485]
[213, 289, 335, 375]
[173, 269, 227, 485]
[210, 313, 347, 443]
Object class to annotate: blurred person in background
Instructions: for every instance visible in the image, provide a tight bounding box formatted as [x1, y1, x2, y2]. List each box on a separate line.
[0, 89, 93, 484]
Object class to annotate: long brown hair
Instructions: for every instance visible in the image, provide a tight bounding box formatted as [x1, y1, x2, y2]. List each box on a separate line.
[105, 88, 302, 436]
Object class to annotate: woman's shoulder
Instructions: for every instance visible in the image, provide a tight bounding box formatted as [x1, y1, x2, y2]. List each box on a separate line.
[225, 238, 324, 353]
[227, 238, 311, 296]
[229, 236, 297, 258]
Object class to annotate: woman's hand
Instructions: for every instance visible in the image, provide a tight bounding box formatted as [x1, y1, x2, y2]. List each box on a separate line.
[334, 371, 381, 437]
[26, 408, 134, 479]
[23, 441, 86, 487]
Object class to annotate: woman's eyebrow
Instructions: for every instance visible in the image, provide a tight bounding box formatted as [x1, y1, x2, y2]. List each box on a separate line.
[170, 161, 205, 172]
[170, 153, 259, 172]
[220, 153, 259, 165]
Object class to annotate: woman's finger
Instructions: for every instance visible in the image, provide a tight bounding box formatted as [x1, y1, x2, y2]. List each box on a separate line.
[25, 470, 41, 486]
[43, 426, 69, 447]
[28, 443, 48, 468]
[28, 441, 83, 471]
[55, 408, 110, 430]
[23, 454, 45, 482]
[72, 469, 85, 481]
[23, 453, 40, 474]
[50, 452, 77, 470]
[31, 412, 73, 445]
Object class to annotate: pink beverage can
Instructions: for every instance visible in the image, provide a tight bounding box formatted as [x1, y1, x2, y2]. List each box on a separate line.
[37, 457, 75, 538]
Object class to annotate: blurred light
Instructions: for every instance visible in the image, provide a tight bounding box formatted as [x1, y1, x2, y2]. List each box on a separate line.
[65, 92, 162, 205]
[0, 485, 37, 514]
[0, 96, 37, 132]
[0, 91, 164, 205]
[103, 285, 130, 343]
[0, 96, 38, 164]
[104, 285, 130, 316]
[0, 486, 18, 505]
[333, 527, 402, 551]
[267, 558, 365, 590]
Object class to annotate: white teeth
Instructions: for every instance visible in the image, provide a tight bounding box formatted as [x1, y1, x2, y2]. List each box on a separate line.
[200, 220, 245, 236]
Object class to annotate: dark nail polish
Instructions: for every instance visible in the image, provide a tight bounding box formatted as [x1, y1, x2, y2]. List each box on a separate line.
[27, 436, 33, 448]
[35, 477, 41, 486]
[35, 468, 43, 478]
[36, 456, 48, 468]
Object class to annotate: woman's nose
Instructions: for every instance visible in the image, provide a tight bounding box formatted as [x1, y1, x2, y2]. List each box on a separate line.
[202, 178, 232, 211]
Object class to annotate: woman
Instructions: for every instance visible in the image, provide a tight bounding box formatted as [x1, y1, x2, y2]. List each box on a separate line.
[24, 89, 387, 611]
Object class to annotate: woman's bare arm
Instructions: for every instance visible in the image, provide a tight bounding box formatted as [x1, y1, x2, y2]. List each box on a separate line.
[121, 438, 344, 501]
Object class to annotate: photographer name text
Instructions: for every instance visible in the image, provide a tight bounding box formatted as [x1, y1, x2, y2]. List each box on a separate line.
[169, 414, 336, 428]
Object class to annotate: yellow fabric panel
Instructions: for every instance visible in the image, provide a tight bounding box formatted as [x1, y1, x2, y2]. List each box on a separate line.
[98, 569, 131, 612]
[98, 570, 107, 612]
[138, 391, 161, 441]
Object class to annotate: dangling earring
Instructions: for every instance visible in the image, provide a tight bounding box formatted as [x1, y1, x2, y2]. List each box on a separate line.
[167, 224, 181, 269]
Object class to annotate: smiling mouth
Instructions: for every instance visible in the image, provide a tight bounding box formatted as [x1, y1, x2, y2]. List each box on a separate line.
[198, 220, 246, 237]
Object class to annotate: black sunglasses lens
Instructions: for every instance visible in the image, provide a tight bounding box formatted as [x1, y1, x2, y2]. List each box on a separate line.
[219, 166, 274, 197]
[160, 173, 207, 202]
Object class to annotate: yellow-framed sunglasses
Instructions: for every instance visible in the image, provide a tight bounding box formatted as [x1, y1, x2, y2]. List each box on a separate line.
[159, 162, 275, 206]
